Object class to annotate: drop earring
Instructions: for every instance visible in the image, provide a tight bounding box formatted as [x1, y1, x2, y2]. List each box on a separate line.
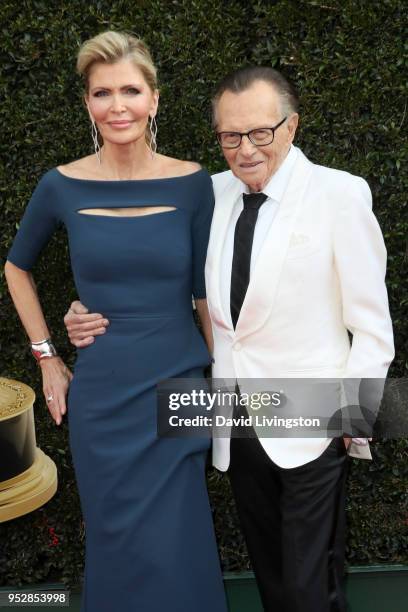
[148, 115, 158, 159]
[90, 117, 101, 164]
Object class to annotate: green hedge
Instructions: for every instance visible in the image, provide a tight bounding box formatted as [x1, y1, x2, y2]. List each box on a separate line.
[0, 0, 407, 587]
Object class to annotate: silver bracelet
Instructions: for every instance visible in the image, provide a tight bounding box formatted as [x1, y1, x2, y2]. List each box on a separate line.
[31, 338, 58, 363]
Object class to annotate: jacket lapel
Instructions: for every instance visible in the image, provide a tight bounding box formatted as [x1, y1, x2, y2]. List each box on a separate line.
[206, 176, 242, 331]
[235, 150, 314, 341]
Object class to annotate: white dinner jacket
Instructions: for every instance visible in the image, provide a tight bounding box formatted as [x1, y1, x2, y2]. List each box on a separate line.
[206, 147, 394, 470]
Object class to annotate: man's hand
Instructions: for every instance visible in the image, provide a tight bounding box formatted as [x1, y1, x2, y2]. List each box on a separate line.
[64, 300, 109, 348]
[343, 437, 372, 451]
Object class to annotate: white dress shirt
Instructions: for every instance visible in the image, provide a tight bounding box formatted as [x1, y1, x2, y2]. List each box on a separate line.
[220, 145, 298, 326]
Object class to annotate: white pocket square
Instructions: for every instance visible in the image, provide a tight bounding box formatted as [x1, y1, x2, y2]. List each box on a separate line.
[289, 233, 310, 247]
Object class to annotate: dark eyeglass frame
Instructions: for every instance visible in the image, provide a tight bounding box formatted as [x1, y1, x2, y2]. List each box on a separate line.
[216, 116, 287, 149]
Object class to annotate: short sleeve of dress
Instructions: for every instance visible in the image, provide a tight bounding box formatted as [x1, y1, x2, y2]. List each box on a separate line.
[7, 171, 60, 271]
[191, 171, 215, 299]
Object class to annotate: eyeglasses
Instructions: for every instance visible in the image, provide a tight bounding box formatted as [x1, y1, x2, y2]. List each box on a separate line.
[216, 117, 287, 149]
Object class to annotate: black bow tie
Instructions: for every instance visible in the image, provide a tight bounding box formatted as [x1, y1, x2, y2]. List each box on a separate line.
[230, 192, 268, 328]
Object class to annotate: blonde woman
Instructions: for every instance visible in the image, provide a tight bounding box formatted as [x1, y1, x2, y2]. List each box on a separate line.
[5, 31, 227, 612]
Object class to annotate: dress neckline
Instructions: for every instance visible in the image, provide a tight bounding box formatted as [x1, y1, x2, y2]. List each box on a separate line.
[53, 167, 206, 183]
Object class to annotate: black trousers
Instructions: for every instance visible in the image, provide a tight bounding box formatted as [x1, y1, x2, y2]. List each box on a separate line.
[229, 426, 349, 612]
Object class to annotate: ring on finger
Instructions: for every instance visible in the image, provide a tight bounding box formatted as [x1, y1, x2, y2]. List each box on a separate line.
[46, 395, 54, 402]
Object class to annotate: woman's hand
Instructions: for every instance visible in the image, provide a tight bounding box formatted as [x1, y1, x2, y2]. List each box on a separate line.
[39, 357, 73, 425]
[4, 262, 73, 424]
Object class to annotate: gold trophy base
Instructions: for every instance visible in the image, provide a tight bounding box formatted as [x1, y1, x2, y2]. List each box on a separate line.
[0, 447, 58, 523]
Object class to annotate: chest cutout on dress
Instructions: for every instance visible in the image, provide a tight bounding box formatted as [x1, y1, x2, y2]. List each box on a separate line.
[77, 206, 176, 217]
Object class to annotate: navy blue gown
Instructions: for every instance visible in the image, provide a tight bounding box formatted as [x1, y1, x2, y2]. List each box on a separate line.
[7, 168, 228, 612]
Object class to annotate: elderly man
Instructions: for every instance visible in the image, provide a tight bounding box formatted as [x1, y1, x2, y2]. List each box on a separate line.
[64, 67, 394, 611]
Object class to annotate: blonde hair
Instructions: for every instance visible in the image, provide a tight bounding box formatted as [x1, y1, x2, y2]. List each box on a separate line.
[77, 31, 158, 142]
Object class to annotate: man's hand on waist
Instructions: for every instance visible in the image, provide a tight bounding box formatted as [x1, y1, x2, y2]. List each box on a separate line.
[64, 300, 109, 348]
